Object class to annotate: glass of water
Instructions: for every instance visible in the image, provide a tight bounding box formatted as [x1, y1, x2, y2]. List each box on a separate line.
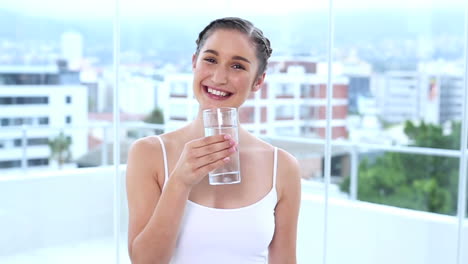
[203, 107, 241, 185]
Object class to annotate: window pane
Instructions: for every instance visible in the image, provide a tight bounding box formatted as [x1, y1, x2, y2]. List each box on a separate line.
[330, 1, 465, 263]
[334, 1, 465, 149]
[0, 0, 114, 263]
[331, 147, 459, 262]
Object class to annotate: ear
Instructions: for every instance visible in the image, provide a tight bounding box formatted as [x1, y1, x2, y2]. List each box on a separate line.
[192, 53, 197, 70]
[252, 72, 266, 92]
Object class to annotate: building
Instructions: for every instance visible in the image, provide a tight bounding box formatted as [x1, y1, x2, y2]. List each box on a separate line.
[0, 63, 88, 172]
[60, 31, 84, 71]
[418, 61, 465, 125]
[373, 61, 465, 126]
[374, 71, 423, 124]
[162, 56, 349, 139]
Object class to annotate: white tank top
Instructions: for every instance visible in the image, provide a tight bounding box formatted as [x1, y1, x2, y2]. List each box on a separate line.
[157, 136, 278, 264]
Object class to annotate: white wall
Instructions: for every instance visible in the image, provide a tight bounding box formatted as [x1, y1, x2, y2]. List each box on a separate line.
[0, 168, 467, 264]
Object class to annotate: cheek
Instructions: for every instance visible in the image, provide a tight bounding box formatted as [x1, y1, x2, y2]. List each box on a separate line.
[231, 74, 253, 88]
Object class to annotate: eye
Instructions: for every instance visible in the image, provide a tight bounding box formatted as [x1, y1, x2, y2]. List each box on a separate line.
[203, 57, 216, 64]
[232, 63, 246, 70]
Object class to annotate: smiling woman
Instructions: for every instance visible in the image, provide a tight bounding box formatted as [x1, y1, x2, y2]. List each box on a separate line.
[125, 17, 301, 264]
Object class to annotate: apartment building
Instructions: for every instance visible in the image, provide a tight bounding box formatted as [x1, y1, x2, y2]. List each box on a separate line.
[418, 61, 465, 125]
[0, 63, 87, 171]
[373, 71, 422, 124]
[373, 61, 464, 126]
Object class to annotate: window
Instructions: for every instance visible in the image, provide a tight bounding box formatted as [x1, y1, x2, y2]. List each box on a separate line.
[0, 160, 21, 169]
[27, 158, 49, 167]
[0, 118, 9, 127]
[275, 105, 294, 119]
[13, 139, 22, 147]
[0, 97, 13, 105]
[170, 82, 188, 97]
[38, 117, 49, 125]
[27, 138, 49, 146]
[275, 83, 294, 97]
[66, 96, 72, 104]
[66, 116, 72, 124]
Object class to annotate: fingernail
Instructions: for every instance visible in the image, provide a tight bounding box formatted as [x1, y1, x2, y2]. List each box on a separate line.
[223, 157, 230, 162]
[224, 134, 231, 140]
[229, 147, 236, 153]
[229, 140, 236, 145]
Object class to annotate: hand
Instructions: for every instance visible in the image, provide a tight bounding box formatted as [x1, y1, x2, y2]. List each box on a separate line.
[170, 134, 237, 188]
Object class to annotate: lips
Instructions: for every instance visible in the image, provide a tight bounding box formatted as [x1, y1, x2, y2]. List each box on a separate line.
[203, 85, 233, 99]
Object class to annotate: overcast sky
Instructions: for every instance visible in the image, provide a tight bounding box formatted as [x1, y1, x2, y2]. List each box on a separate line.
[1, 0, 465, 19]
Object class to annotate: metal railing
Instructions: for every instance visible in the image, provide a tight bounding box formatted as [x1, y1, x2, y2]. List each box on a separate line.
[2, 122, 466, 200]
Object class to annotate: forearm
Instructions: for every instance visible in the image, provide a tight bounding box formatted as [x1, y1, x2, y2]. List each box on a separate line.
[130, 177, 190, 264]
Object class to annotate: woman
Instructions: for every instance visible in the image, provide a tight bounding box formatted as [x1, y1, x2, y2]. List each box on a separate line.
[126, 17, 301, 264]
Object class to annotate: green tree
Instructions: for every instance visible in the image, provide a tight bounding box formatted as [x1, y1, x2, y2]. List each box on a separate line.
[48, 132, 72, 169]
[340, 121, 461, 215]
[143, 107, 165, 135]
[144, 107, 164, 124]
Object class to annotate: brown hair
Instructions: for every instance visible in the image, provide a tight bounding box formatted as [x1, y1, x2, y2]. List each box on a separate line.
[195, 17, 273, 77]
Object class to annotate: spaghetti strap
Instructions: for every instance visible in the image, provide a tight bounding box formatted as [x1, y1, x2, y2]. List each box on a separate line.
[156, 136, 169, 184]
[273, 147, 278, 188]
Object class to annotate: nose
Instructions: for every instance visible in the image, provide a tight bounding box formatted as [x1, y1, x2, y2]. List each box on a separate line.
[211, 66, 228, 84]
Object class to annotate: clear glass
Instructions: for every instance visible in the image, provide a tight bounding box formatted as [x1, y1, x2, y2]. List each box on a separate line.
[203, 107, 241, 185]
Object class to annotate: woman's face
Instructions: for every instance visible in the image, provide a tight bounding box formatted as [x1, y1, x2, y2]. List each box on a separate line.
[192, 29, 265, 110]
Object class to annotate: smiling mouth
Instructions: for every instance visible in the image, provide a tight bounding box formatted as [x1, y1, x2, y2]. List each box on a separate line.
[204, 86, 233, 98]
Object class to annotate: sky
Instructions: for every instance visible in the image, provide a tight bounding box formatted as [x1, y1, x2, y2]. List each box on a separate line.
[0, 0, 466, 19]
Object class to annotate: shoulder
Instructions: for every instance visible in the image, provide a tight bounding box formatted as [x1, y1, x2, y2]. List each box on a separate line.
[126, 135, 166, 187]
[128, 131, 177, 157]
[276, 147, 301, 200]
[128, 135, 161, 159]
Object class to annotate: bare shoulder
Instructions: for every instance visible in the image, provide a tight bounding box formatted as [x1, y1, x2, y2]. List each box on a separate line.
[276, 147, 301, 199]
[126, 135, 165, 186]
[128, 135, 162, 164]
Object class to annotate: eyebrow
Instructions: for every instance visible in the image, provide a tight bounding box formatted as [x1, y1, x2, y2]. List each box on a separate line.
[203, 49, 251, 64]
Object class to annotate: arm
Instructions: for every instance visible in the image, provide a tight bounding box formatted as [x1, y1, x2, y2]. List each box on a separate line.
[268, 149, 301, 264]
[126, 135, 236, 264]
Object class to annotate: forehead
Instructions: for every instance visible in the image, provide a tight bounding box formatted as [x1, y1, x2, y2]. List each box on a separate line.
[201, 29, 257, 61]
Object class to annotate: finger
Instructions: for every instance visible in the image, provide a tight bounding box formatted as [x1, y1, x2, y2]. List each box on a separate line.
[192, 140, 236, 158]
[196, 156, 232, 176]
[196, 146, 236, 168]
[191, 134, 232, 148]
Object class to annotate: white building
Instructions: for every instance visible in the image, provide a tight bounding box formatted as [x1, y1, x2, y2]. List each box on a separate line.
[61, 31, 84, 71]
[373, 61, 465, 126]
[0, 65, 88, 172]
[418, 61, 465, 125]
[118, 67, 166, 116]
[373, 71, 423, 124]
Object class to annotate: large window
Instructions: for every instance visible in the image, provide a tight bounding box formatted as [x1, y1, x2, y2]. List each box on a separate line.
[0, 1, 467, 264]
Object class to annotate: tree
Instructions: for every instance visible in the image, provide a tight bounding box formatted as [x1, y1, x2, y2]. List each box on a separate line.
[48, 132, 72, 169]
[143, 107, 164, 135]
[340, 121, 461, 215]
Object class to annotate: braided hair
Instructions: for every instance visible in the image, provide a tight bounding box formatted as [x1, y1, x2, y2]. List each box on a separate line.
[195, 17, 273, 77]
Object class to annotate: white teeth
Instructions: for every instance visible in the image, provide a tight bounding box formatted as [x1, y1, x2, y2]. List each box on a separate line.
[207, 87, 228, 97]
